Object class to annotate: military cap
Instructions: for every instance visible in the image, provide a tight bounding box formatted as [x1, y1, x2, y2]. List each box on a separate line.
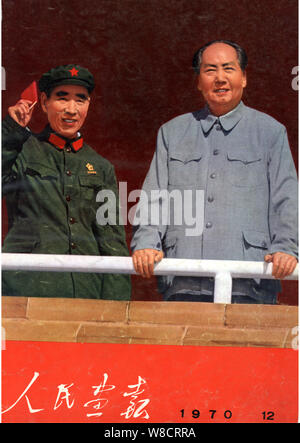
[38, 64, 95, 94]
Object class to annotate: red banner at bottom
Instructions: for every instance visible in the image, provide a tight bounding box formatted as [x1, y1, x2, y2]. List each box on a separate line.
[1, 341, 298, 423]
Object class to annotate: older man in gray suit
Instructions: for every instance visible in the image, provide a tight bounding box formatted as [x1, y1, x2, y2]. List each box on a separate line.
[131, 40, 298, 304]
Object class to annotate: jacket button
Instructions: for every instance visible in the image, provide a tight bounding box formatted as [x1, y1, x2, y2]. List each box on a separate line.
[213, 149, 220, 155]
[65, 146, 72, 153]
[71, 242, 76, 249]
[207, 195, 214, 202]
[261, 241, 267, 248]
[69, 217, 76, 224]
[66, 195, 71, 202]
[66, 170, 72, 176]
[206, 222, 212, 228]
[210, 173, 216, 179]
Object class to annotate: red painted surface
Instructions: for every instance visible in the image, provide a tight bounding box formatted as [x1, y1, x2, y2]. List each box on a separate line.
[1, 341, 298, 423]
[2, 0, 298, 303]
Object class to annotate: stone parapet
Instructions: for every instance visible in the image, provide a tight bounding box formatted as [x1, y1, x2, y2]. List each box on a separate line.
[2, 296, 298, 348]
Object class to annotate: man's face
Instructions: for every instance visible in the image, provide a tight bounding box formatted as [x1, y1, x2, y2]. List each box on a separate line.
[197, 43, 247, 116]
[41, 84, 90, 139]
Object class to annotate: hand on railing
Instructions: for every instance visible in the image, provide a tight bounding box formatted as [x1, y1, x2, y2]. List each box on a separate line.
[132, 249, 164, 279]
[264, 252, 298, 279]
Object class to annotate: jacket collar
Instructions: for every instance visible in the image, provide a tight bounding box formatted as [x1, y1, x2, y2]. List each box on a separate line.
[38, 125, 84, 152]
[48, 132, 84, 151]
[200, 100, 245, 134]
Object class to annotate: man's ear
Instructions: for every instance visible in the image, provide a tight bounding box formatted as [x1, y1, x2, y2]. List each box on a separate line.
[197, 75, 202, 92]
[242, 71, 247, 88]
[40, 92, 48, 114]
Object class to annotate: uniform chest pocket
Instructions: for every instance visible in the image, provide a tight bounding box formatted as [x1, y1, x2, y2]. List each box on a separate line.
[25, 161, 58, 180]
[225, 150, 265, 188]
[169, 152, 202, 186]
[79, 175, 102, 200]
[242, 229, 269, 261]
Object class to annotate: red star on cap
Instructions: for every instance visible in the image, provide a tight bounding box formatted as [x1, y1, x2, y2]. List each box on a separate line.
[69, 67, 79, 77]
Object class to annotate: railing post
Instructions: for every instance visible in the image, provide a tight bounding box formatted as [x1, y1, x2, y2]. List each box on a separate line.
[213, 272, 233, 304]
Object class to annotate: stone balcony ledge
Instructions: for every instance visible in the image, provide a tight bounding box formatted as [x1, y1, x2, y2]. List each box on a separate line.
[2, 296, 298, 348]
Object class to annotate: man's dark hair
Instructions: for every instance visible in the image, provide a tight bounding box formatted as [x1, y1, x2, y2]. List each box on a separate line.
[192, 40, 248, 74]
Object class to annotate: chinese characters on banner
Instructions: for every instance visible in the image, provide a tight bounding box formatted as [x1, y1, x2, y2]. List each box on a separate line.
[2, 371, 150, 421]
[1, 341, 298, 423]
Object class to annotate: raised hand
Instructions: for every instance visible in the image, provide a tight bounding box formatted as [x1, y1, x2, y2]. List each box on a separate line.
[8, 99, 36, 127]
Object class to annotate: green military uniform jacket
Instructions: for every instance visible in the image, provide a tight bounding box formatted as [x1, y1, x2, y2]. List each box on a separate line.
[2, 115, 131, 300]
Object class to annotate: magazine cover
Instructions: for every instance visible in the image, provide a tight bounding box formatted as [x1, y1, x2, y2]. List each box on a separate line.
[1, 0, 298, 427]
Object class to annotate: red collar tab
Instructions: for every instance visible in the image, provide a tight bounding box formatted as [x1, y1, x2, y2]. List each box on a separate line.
[72, 137, 84, 151]
[48, 133, 65, 149]
[48, 133, 83, 151]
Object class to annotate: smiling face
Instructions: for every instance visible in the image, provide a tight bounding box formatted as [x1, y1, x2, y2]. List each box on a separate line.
[197, 42, 247, 116]
[40, 84, 90, 139]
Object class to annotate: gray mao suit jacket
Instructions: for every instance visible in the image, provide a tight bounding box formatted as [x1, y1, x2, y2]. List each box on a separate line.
[131, 101, 298, 300]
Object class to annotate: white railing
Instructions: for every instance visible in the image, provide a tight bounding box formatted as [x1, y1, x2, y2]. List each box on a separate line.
[1, 253, 298, 303]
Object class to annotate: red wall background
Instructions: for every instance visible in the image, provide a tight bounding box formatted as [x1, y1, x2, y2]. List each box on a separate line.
[2, 0, 298, 304]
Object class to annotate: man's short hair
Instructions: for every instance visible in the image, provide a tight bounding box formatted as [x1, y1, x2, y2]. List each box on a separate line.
[192, 40, 248, 74]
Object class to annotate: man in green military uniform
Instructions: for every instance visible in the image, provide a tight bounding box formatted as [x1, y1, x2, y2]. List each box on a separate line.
[2, 64, 131, 299]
